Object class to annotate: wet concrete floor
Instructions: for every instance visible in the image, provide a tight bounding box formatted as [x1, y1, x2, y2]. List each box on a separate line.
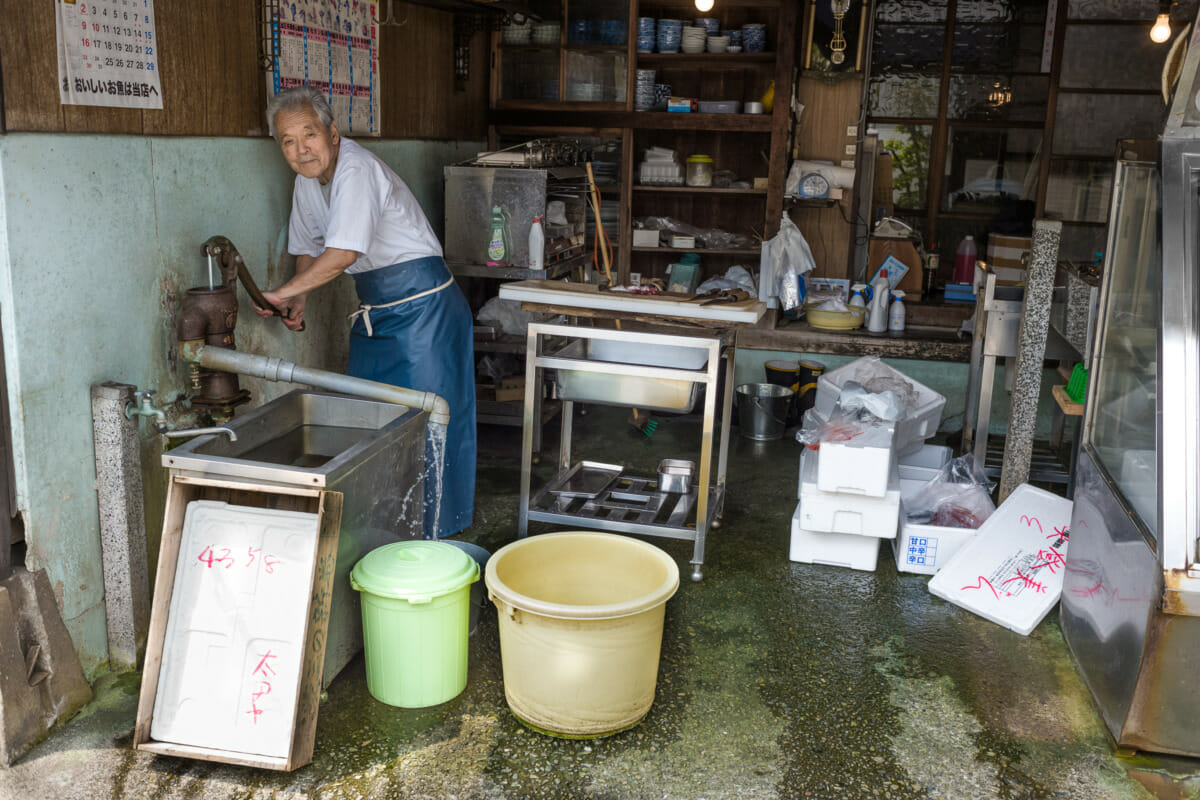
[4, 406, 1200, 799]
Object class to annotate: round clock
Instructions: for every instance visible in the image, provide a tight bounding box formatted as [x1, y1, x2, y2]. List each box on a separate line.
[798, 172, 831, 199]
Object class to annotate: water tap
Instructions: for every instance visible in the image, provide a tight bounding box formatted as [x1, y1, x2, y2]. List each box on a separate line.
[125, 390, 168, 434]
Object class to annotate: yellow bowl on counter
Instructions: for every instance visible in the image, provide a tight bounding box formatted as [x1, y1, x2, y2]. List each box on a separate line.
[805, 305, 866, 331]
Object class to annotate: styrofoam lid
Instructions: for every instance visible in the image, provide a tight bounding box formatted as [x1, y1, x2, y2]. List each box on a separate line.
[351, 541, 479, 603]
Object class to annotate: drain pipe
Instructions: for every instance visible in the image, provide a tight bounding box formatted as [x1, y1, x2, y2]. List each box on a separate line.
[179, 342, 450, 425]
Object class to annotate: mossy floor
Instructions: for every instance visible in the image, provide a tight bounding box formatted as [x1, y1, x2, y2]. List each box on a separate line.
[3, 407, 1200, 799]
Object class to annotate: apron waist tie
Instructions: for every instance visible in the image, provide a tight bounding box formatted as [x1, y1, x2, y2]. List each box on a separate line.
[349, 275, 455, 336]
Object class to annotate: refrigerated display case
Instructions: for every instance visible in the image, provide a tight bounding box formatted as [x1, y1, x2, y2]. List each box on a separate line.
[1060, 23, 1200, 757]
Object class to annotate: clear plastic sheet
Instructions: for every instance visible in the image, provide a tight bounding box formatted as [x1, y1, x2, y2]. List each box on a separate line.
[633, 216, 750, 250]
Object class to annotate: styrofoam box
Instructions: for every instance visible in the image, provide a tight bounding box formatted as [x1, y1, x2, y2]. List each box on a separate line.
[814, 357, 947, 454]
[151, 500, 320, 758]
[790, 501, 880, 572]
[892, 505, 979, 575]
[799, 448, 899, 538]
[817, 419, 895, 497]
[897, 444, 951, 481]
[927, 484, 1073, 636]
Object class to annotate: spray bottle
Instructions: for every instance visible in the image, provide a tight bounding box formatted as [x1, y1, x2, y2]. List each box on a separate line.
[867, 268, 890, 333]
[487, 206, 510, 266]
[888, 289, 906, 332]
[528, 214, 545, 270]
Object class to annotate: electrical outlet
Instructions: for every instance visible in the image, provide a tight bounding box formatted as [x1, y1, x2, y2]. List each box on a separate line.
[845, 144, 857, 156]
[846, 124, 858, 137]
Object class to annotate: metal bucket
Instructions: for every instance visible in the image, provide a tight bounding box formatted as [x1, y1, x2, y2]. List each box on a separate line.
[736, 383, 794, 441]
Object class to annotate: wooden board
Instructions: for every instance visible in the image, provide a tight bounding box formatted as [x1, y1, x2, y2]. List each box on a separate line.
[134, 476, 342, 772]
[497, 280, 765, 324]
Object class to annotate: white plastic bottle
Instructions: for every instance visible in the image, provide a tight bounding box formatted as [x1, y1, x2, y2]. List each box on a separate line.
[867, 268, 890, 332]
[528, 214, 545, 270]
[888, 289, 906, 332]
[849, 283, 867, 308]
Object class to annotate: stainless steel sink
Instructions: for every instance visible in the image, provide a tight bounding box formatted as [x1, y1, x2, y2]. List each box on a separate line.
[162, 389, 429, 686]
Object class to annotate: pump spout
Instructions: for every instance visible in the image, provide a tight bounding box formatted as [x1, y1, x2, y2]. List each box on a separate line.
[179, 342, 451, 426]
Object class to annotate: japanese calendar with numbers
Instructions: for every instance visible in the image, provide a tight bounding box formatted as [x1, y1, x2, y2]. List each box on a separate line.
[55, 0, 162, 109]
[270, 0, 380, 136]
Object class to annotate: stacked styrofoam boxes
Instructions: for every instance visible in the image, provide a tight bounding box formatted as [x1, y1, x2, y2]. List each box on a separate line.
[894, 444, 974, 575]
[814, 357, 946, 456]
[789, 417, 900, 572]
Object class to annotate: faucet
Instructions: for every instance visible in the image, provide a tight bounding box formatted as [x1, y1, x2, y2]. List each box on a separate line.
[163, 426, 238, 443]
[125, 391, 168, 434]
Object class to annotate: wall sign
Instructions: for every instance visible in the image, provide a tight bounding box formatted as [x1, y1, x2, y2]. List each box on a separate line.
[269, 0, 380, 136]
[56, 0, 163, 109]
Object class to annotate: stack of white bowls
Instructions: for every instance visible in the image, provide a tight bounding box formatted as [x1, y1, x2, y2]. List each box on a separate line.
[532, 21, 560, 45]
[681, 26, 707, 53]
[502, 19, 533, 44]
[706, 35, 729, 53]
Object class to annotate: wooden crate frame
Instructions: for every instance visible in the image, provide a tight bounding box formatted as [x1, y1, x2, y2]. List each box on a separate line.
[134, 474, 343, 771]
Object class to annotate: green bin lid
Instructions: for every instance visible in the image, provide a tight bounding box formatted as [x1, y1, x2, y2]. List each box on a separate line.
[350, 541, 479, 603]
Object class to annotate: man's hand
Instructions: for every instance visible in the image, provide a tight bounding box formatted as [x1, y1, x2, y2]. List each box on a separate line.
[256, 290, 307, 332]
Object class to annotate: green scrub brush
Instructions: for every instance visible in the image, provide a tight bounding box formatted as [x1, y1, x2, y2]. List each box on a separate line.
[629, 408, 658, 437]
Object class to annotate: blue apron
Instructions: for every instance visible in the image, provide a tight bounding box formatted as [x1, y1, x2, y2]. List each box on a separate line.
[348, 256, 475, 539]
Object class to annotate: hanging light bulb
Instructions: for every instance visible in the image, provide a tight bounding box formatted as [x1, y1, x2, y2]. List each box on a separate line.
[1151, 11, 1172, 42]
[695, 0, 715, 11]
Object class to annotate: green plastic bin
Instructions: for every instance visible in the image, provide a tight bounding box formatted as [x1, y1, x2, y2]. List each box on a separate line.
[350, 541, 480, 708]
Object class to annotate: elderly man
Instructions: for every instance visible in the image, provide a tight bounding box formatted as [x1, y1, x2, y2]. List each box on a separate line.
[259, 86, 475, 539]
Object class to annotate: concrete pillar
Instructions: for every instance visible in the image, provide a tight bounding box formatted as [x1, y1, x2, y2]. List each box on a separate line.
[999, 219, 1061, 502]
[90, 382, 150, 671]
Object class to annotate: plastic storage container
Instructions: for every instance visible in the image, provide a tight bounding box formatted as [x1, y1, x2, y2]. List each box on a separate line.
[485, 531, 680, 737]
[686, 155, 714, 187]
[639, 160, 685, 186]
[350, 541, 480, 708]
[813, 357, 946, 455]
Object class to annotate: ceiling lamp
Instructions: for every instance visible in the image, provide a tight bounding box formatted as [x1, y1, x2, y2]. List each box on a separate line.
[1151, 3, 1172, 43]
[695, 0, 715, 11]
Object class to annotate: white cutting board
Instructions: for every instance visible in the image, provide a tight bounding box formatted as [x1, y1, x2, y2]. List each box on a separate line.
[927, 484, 1073, 636]
[498, 280, 766, 324]
[151, 500, 320, 757]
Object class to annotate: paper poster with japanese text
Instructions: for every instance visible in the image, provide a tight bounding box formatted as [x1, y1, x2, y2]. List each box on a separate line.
[56, 0, 163, 109]
[270, 0, 380, 136]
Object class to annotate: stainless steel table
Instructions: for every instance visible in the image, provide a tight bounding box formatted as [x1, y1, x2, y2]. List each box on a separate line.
[517, 322, 735, 581]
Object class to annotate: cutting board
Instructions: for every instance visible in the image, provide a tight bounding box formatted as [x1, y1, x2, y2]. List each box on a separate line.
[497, 280, 765, 324]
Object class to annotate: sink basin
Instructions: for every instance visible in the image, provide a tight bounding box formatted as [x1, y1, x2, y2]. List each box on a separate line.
[162, 389, 429, 686]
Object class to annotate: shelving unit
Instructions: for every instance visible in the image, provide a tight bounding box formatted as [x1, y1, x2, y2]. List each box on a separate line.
[489, 0, 797, 287]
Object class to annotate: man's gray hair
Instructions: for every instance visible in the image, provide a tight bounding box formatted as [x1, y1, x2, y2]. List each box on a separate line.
[267, 86, 334, 140]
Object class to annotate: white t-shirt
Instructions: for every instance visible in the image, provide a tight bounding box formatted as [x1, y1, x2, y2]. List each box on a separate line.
[287, 138, 443, 274]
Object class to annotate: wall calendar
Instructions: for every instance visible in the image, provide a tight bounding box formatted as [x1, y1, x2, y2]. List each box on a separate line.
[56, 0, 163, 109]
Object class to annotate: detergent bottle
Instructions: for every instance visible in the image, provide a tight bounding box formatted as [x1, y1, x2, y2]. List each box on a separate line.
[867, 269, 890, 333]
[849, 283, 867, 308]
[953, 235, 977, 284]
[888, 289, 907, 332]
[487, 206, 510, 266]
[528, 214, 545, 270]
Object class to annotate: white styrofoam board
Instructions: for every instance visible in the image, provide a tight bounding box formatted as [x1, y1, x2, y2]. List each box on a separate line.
[799, 448, 900, 538]
[927, 484, 1073, 636]
[790, 502, 880, 572]
[497, 281, 765, 324]
[151, 500, 320, 758]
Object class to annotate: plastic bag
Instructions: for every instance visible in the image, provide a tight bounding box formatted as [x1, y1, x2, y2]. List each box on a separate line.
[633, 216, 750, 250]
[905, 454, 996, 530]
[695, 265, 757, 296]
[795, 408, 883, 449]
[476, 296, 535, 336]
[828, 356, 919, 421]
[758, 214, 816, 311]
[837, 381, 906, 422]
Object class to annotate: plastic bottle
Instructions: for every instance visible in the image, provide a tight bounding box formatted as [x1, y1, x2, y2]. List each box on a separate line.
[867, 268, 890, 333]
[953, 235, 977, 284]
[889, 290, 906, 332]
[528, 214, 545, 270]
[849, 283, 867, 308]
[487, 206, 510, 266]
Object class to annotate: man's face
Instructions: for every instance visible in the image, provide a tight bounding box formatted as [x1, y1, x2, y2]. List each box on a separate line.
[276, 108, 339, 184]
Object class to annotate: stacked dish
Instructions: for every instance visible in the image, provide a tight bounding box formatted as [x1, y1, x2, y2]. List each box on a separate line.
[598, 19, 626, 45]
[635, 69, 657, 111]
[706, 35, 729, 53]
[722, 28, 743, 47]
[532, 21, 560, 45]
[567, 82, 603, 101]
[502, 19, 533, 44]
[742, 23, 767, 52]
[637, 17, 656, 52]
[695, 17, 720, 36]
[680, 26, 707, 53]
[656, 19, 682, 52]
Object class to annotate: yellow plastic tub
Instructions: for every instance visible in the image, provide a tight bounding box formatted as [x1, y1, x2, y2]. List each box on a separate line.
[485, 532, 680, 738]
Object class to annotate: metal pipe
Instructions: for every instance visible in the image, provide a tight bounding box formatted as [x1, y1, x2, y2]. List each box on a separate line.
[180, 342, 451, 426]
[163, 426, 238, 443]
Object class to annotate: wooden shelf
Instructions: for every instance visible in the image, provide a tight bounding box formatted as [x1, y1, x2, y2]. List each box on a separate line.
[632, 246, 760, 255]
[637, 52, 776, 67]
[634, 186, 767, 195]
[490, 109, 773, 131]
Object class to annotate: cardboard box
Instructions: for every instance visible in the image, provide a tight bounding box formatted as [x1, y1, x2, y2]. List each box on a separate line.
[494, 376, 526, 403]
[868, 237, 923, 300]
[632, 229, 660, 248]
[986, 234, 1031, 281]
